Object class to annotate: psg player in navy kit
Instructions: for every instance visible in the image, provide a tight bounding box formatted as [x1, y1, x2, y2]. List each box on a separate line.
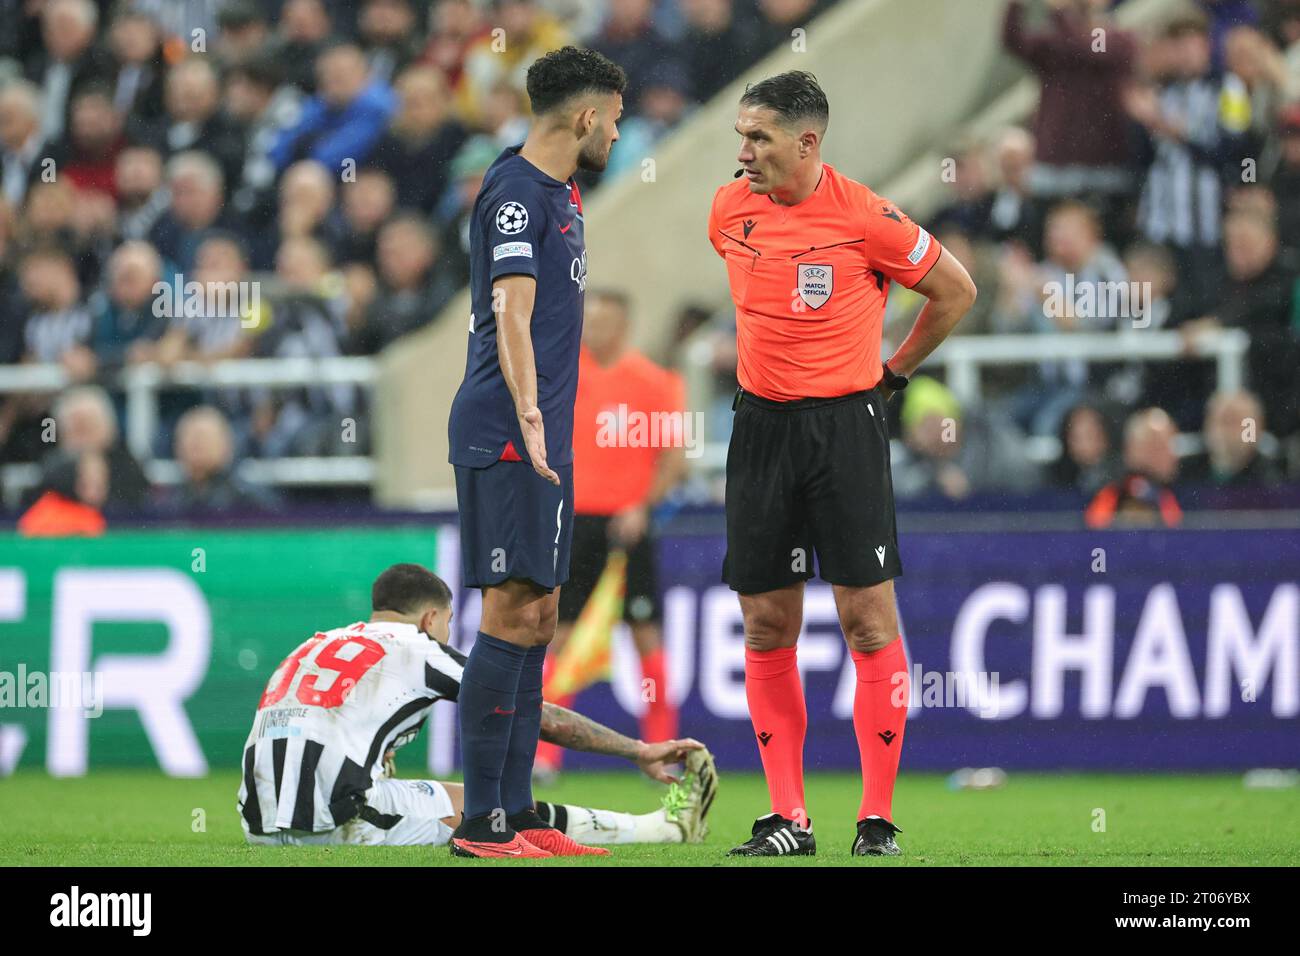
[446, 47, 626, 858]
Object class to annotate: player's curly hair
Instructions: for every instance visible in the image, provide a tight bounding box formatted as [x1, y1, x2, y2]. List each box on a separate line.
[525, 46, 627, 116]
[740, 71, 829, 133]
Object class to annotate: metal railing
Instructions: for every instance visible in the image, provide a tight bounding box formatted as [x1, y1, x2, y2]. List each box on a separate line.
[0, 357, 377, 503]
[117, 357, 376, 461]
[937, 329, 1250, 407]
[0, 327, 1254, 497]
[682, 326, 1253, 470]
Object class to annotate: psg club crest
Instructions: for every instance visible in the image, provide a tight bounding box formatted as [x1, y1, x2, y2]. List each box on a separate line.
[797, 263, 833, 310]
[495, 201, 529, 235]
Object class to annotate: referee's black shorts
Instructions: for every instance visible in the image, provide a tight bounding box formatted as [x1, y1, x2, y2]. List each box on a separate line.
[722, 386, 902, 594]
[557, 513, 661, 625]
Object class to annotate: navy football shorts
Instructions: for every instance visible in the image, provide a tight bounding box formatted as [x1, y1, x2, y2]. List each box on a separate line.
[454, 459, 575, 591]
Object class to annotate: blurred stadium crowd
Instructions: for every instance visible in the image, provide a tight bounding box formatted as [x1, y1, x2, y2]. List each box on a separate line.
[0, 0, 1298, 527]
[691, 0, 1300, 520]
[932, 0, 1300, 517]
[0, 0, 825, 519]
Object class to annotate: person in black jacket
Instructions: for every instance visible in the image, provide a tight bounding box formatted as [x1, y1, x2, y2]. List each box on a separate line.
[347, 213, 457, 354]
[1048, 399, 1124, 497]
[165, 405, 280, 514]
[1181, 209, 1300, 437]
[106, 7, 167, 122]
[0, 80, 65, 209]
[1180, 389, 1282, 487]
[129, 57, 247, 194]
[367, 65, 466, 215]
[678, 0, 762, 103]
[25, 385, 151, 513]
[1269, 105, 1300, 257]
[23, 0, 116, 144]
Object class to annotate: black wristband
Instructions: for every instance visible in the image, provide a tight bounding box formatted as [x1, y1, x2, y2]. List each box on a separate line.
[881, 362, 909, 391]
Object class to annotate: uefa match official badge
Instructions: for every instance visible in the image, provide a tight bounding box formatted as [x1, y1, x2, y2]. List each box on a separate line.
[797, 263, 834, 310]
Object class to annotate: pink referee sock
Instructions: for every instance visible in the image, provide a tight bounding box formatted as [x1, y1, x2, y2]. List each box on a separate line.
[851, 638, 909, 822]
[744, 646, 808, 825]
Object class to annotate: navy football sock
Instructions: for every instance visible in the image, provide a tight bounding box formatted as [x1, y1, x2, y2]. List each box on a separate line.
[457, 631, 527, 826]
[500, 644, 547, 815]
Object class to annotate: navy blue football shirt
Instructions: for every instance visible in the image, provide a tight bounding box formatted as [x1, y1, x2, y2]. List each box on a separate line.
[448, 145, 587, 469]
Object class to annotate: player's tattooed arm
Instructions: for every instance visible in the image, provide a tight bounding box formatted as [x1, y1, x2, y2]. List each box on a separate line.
[540, 702, 639, 760]
[540, 703, 706, 783]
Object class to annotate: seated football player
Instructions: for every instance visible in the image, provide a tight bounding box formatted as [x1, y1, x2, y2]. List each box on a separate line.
[237, 564, 717, 855]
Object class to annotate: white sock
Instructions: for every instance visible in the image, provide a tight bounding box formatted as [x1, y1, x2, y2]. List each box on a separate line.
[543, 803, 683, 845]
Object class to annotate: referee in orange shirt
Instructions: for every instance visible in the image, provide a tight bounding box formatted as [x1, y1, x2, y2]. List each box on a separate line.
[536, 289, 688, 777]
[708, 72, 977, 857]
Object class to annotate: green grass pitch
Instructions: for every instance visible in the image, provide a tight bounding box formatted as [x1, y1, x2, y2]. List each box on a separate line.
[1, 770, 1295, 866]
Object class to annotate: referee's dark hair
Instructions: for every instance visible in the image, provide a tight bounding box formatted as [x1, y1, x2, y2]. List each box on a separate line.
[740, 71, 829, 133]
[372, 564, 452, 613]
[526, 46, 627, 116]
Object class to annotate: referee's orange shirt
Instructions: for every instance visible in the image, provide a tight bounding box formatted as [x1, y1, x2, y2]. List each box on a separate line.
[708, 163, 943, 402]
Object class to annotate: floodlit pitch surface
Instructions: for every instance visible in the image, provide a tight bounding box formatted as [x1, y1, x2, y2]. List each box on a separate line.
[2, 771, 1296, 866]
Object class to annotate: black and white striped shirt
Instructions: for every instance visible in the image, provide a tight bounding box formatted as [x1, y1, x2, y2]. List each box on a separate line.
[131, 0, 222, 44]
[1137, 77, 1247, 249]
[238, 621, 465, 835]
[23, 305, 93, 362]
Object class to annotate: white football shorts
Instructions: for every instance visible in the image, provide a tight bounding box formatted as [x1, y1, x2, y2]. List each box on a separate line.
[242, 779, 457, 847]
